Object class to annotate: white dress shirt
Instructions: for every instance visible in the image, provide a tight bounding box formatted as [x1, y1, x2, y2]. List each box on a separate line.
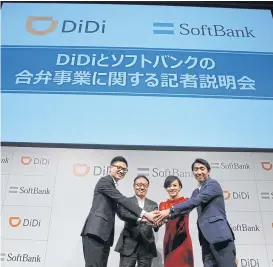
[136, 195, 145, 209]
[136, 195, 146, 223]
[111, 176, 119, 188]
[111, 178, 146, 218]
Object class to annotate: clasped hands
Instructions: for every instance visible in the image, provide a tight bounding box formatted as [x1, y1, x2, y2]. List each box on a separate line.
[140, 209, 171, 227]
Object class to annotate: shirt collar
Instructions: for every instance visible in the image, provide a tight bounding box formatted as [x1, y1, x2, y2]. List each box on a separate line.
[135, 195, 145, 201]
[198, 176, 210, 189]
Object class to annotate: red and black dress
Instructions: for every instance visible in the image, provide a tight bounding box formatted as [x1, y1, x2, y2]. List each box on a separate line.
[159, 197, 194, 267]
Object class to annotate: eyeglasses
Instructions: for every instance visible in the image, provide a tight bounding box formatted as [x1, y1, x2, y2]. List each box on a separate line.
[112, 164, 128, 173]
[135, 183, 149, 188]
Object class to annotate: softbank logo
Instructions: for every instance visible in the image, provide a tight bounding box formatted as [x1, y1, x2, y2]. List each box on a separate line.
[261, 161, 272, 171]
[211, 162, 251, 170]
[1, 156, 10, 164]
[0, 252, 41, 262]
[73, 164, 90, 177]
[26, 16, 106, 35]
[153, 22, 174, 35]
[152, 21, 255, 38]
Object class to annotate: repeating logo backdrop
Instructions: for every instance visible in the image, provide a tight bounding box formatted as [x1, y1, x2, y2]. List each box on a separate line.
[1, 146, 273, 267]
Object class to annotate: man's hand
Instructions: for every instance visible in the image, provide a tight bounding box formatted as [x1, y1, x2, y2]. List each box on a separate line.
[141, 218, 155, 226]
[144, 210, 160, 222]
[140, 217, 149, 224]
[145, 220, 165, 227]
[153, 219, 166, 227]
[154, 209, 170, 225]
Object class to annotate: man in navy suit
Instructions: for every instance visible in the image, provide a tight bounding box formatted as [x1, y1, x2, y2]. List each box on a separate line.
[155, 158, 236, 267]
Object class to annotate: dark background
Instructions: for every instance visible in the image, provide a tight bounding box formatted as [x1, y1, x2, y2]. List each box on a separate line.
[1, 1, 273, 12]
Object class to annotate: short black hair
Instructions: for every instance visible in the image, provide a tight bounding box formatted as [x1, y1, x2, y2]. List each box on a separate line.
[163, 176, 182, 189]
[191, 158, 211, 171]
[134, 175, 149, 185]
[110, 156, 128, 167]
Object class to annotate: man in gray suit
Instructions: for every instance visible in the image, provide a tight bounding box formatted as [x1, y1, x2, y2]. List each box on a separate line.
[155, 158, 236, 267]
[115, 175, 158, 267]
[81, 157, 158, 267]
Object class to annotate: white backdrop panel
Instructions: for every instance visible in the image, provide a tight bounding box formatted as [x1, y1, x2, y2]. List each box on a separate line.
[1, 146, 272, 267]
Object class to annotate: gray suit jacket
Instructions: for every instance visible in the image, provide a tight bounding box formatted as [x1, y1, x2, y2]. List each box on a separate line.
[81, 175, 143, 246]
[115, 196, 159, 258]
[171, 177, 235, 244]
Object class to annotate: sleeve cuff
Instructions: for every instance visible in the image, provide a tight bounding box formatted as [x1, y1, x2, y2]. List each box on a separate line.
[140, 210, 146, 217]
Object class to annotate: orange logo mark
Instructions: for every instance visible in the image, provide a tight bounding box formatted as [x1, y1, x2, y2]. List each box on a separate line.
[236, 259, 238, 265]
[9, 217, 21, 227]
[73, 164, 90, 177]
[224, 190, 231, 200]
[21, 156, 32, 165]
[26, 16, 58, 35]
[261, 162, 272, 171]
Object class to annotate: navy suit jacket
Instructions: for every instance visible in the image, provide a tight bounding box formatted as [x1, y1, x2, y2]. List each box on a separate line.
[171, 177, 235, 244]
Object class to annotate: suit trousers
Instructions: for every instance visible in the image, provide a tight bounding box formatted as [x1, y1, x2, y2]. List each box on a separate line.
[82, 234, 111, 267]
[201, 237, 236, 267]
[119, 243, 152, 267]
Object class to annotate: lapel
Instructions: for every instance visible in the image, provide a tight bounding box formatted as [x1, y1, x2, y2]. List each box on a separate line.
[107, 175, 114, 184]
[133, 195, 139, 206]
[200, 177, 211, 192]
[199, 177, 212, 213]
[134, 195, 149, 210]
[108, 175, 118, 188]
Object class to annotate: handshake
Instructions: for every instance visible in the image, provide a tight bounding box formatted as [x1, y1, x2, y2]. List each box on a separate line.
[140, 209, 171, 226]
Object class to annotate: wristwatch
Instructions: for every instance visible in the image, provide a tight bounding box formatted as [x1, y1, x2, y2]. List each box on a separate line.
[168, 206, 175, 219]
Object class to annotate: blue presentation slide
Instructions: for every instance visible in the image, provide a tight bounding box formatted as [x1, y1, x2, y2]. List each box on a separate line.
[2, 3, 273, 148]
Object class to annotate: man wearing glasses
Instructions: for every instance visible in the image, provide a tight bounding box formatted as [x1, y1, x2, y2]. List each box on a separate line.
[81, 157, 158, 267]
[115, 175, 159, 267]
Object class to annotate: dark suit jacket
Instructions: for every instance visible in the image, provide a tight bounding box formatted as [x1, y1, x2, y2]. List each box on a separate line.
[171, 177, 235, 245]
[115, 196, 158, 258]
[81, 175, 143, 246]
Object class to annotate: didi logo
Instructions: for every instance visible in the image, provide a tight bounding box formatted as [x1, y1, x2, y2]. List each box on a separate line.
[73, 164, 90, 177]
[21, 156, 32, 165]
[223, 190, 231, 200]
[261, 162, 272, 171]
[9, 217, 21, 227]
[26, 16, 58, 35]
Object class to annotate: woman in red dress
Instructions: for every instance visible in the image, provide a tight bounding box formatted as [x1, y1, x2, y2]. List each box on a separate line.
[159, 176, 194, 267]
